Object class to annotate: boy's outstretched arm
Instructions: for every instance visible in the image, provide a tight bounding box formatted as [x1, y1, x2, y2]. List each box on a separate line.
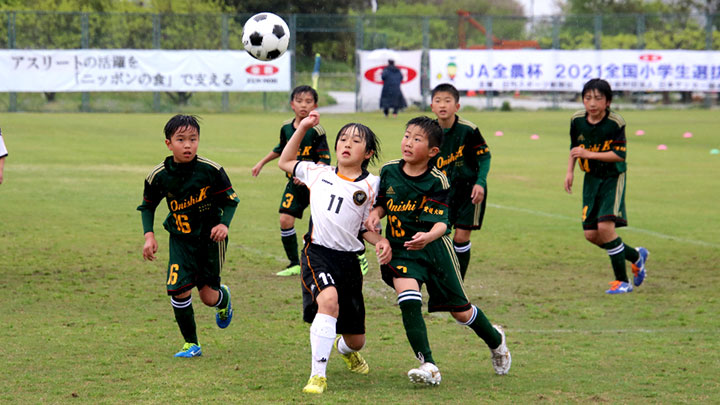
[252, 151, 281, 177]
[404, 222, 447, 251]
[564, 154, 576, 194]
[362, 231, 392, 265]
[365, 206, 386, 233]
[278, 111, 319, 174]
[143, 231, 158, 261]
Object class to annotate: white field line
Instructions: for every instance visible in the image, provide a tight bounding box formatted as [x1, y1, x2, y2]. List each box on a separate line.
[510, 329, 718, 334]
[488, 203, 720, 249]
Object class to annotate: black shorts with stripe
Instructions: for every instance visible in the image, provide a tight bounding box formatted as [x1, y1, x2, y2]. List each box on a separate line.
[166, 234, 226, 296]
[301, 241, 365, 334]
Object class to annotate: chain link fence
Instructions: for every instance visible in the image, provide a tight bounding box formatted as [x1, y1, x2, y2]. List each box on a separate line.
[2, 10, 718, 112]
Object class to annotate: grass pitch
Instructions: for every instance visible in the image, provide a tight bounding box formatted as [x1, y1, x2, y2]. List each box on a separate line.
[0, 109, 718, 403]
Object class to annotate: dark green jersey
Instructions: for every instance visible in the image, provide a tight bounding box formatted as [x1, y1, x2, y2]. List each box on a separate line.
[570, 109, 627, 177]
[376, 159, 451, 248]
[273, 118, 331, 179]
[434, 115, 491, 188]
[138, 155, 240, 237]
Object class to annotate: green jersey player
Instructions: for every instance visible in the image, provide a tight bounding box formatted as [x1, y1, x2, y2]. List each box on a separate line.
[431, 83, 491, 280]
[252, 85, 332, 276]
[138, 114, 240, 357]
[366, 116, 510, 386]
[564, 78, 649, 294]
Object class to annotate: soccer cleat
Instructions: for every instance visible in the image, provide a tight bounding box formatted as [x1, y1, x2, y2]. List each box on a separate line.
[174, 343, 202, 358]
[335, 336, 369, 374]
[631, 247, 649, 287]
[490, 324, 511, 375]
[606, 280, 633, 294]
[215, 284, 233, 329]
[276, 264, 301, 276]
[407, 362, 441, 386]
[302, 375, 327, 394]
[358, 253, 369, 276]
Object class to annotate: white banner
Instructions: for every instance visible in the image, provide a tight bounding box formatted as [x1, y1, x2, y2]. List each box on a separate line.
[358, 50, 422, 111]
[430, 49, 720, 92]
[0, 50, 291, 92]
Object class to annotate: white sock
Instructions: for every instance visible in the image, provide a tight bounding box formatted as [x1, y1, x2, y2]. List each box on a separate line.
[309, 313, 337, 378]
[336, 335, 364, 355]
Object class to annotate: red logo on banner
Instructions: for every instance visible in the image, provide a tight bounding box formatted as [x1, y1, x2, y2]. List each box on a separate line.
[246, 64, 279, 76]
[639, 54, 662, 62]
[364, 66, 417, 84]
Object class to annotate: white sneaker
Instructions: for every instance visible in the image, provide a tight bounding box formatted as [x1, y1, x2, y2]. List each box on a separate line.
[490, 324, 511, 375]
[407, 362, 441, 386]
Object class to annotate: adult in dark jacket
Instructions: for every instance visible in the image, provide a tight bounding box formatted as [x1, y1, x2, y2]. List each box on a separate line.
[379, 60, 407, 117]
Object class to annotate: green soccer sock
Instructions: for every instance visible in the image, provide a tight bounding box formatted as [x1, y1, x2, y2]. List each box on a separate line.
[280, 227, 299, 266]
[171, 295, 198, 344]
[213, 285, 229, 310]
[398, 290, 434, 364]
[460, 305, 502, 349]
[623, 242, 640, 263]
[601, 237, 628, 282]
[454, 241, 471, 280]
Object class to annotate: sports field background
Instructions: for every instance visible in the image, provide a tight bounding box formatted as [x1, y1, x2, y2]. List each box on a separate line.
[0, 109, 718, 403]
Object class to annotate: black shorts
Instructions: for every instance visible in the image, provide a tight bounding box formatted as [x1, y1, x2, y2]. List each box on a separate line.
[301, 241, 365, 334]
[449, 179, 487, 230]
[166, 234, 226, 296]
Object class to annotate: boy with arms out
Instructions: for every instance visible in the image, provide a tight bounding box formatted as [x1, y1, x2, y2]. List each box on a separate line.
[278, 111, 391, 394]
[430, 84, 491, 279]
[366, 116, 510, 386]
[138, 114, 239, 357]
[564, 78, 649, 294]
[252, 85, 332, 276]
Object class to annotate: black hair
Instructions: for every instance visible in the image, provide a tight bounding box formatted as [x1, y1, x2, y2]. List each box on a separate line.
[431, 83, 460, 103]
[290, 85, 319, 104]
[582, 78, 613, 102]
[334, 123, 381, 170]
[164, 114, 200, 140]
[406, 116, 443, 149]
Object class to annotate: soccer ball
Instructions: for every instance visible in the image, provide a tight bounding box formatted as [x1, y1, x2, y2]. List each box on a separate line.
[242, 12, 290, 61]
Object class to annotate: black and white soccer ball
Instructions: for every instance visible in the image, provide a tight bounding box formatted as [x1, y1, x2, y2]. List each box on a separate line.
[242, 12, 290, 61]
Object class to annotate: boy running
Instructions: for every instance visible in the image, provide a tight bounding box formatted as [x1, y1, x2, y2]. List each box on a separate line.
[430, 83, 491, 279]
[366, 116, 510, 386]
[252, 85, 332, 276]
[278, 111, 391, 394]
[564, 78, 649, 294]
[138, 114, 239, 357]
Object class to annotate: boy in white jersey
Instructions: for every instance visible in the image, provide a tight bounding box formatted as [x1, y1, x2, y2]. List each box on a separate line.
[278, 111, 392, 394]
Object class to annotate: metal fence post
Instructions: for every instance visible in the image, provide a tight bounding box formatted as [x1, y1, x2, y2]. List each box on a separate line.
[355, 16, 363, 113]
[152, 14, 161, 112]
[636, 13, 645, 49]
[705, 13, 713, 108]
[8, 11, 17, 112]
[594, 14, 602, 50]
[289, 14, 296, 91]
[81, 12, 90, 112]
[421, 16, 429, 111]
[484, 15, 493, 109]
[551, 16, 559, 109]
[222, 13, 229, 113]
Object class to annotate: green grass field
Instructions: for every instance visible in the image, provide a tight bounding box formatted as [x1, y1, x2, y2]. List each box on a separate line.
[1, 109, 718, 403]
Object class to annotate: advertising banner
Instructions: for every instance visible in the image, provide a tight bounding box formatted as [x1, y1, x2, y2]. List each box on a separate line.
[430, 49, 720, 92]
[358, 49, 422, 111]
[0, 49, 291, 92]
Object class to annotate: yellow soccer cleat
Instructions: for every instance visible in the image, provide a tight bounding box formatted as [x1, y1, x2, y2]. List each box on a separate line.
[302, 375, 327, 394]
[335, 336, 369, 374]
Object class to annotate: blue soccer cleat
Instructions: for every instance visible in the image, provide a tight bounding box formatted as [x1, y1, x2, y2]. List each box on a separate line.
[606, 280, 633, 294]
[215, 284, 233, 329]
[174, 343, 202, 358]
[631, 247, 649, 287]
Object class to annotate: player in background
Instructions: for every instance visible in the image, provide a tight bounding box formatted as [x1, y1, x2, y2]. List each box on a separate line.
[252, 85, 332, 276]
[0, 127, 8, 184]
[278, 111, 391, 394]
[138, 114, 239, 357]
[564, 78, 649, 294]
[366, 116, 510, 386]
[430, 83, 491, 280]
